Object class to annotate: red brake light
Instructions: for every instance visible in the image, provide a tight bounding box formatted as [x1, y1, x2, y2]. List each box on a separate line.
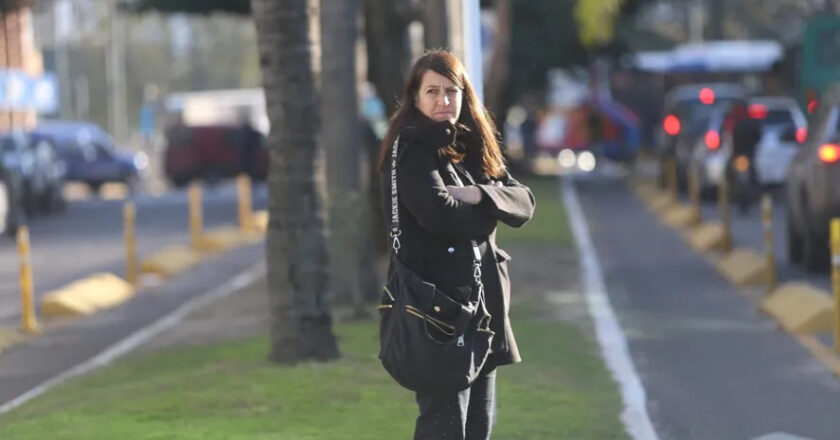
[747, 104, 768, 119]
[819, 143, 840, 163]
[705, 130, 720, 150]
[808, 99, 818, 114]
[699, 88, 715, 105]
[663, 114, 680, 136]
[796, 127, 807, 143]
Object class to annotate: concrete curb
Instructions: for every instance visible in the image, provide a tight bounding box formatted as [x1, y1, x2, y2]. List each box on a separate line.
[761, 282, 834, 334]
[253, 210, 268, 233]
[40, 273, 135, 318]
[661, 204, 700, 229]
[140, 245, 203, 278]
[0, 327, 23, 355]
[684, 222, 726, 253]
[198, 226, 263, 254]
[715, 248, 768, 286]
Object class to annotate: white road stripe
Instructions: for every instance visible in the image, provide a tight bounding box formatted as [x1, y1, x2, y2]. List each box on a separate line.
[562, 176, 659, 440]
[0, 262, 265, 415]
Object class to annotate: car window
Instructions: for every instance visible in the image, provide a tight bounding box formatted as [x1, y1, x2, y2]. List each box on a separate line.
[821, 106, 839, 142]
[764, 110, 795, 126]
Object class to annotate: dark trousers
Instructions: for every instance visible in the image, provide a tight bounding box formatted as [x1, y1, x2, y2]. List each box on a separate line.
[413, 368, 497, 440]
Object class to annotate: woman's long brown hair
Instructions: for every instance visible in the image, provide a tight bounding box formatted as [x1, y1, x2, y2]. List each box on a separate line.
[377, 50, 505, 178]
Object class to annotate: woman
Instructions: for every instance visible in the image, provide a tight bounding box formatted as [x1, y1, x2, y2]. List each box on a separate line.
[379, 49, 535, 440]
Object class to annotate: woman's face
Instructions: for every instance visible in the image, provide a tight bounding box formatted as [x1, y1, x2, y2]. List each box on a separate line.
[415, 70, 463, 124]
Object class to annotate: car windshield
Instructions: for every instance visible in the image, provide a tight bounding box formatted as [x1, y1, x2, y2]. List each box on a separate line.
[675, 100, 735, 135]
[764, 109, 795, 127]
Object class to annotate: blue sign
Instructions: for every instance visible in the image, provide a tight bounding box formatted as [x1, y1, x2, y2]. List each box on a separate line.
[0, 70, 59, 114]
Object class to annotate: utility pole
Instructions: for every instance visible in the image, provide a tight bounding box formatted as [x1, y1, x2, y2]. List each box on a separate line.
[460, 0, 483, 101]
[107, 0, 128, 142]
[53, 0, 73, 119]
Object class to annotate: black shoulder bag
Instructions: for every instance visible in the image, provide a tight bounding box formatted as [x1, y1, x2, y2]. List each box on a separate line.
[378, 135, 494, 395]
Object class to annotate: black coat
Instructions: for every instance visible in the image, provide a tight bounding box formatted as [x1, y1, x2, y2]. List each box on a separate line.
[381, 119, 535, 366]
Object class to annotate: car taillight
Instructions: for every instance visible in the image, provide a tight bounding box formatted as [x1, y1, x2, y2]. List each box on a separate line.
[699, 88, 715, 105]
[705, 130, 720, 150]
[819, 143, 840, 163]
[796, 127, 807, 144]
[663, 114, 680, 136]
[747, 104, 767, 119]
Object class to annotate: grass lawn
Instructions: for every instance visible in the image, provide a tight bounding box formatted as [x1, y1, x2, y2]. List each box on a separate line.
[0, 175, 624, 439]
[496, 176, 572, 247]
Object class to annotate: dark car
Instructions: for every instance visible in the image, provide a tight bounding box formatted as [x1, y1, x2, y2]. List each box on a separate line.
[29, 121, 147, 194]
[164, 123, 267, 187]
[785, 84, 840, 272]
[0, 131, 65, 214]
[657, 83, 747, 187]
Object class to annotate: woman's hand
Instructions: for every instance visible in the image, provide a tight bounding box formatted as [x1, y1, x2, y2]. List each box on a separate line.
[446, 186, 483, 205]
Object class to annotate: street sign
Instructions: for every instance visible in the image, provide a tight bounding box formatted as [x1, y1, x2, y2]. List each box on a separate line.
[0, 70, 60, 114]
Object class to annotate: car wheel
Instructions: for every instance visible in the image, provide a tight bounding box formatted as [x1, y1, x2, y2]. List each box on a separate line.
[87, 181, 103, 196]
[802, 226, 830, 273]
[43, 185, 66, 213]
[785, 209, 803, 264]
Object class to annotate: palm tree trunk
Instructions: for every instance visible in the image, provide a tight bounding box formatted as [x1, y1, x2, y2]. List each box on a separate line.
[363, 0, 412, 115]
[320, 0, 368, 314]
[251, 0, 339, 363]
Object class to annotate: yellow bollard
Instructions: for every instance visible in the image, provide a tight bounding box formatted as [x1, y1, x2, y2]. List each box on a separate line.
[718, 177, 733, 253]
[831, 218, 840, 353]
[761, 194, 776, 293]
[667, 157, 679, 202]
[237, 174, 253, 234]
[189, 183, 203, 250]
[17, 226, 39, 333]
[124, 201, 137, 287]
[688, 167, 701, 225]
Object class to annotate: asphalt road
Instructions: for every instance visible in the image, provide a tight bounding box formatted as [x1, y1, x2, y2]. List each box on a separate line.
[0, 181, 268, 326]
[574, 173, 840, 440]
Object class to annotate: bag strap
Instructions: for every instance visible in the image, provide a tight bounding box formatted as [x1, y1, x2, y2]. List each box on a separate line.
[389, 135, 402, 253]
[390, 134, 483, 279]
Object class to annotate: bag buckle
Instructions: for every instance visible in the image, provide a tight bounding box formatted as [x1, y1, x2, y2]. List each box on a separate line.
[390, 230, 402, 252]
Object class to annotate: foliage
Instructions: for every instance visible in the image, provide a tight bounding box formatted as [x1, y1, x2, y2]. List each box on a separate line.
[120, 0, 250, 15]
[0, 0, 34, 13]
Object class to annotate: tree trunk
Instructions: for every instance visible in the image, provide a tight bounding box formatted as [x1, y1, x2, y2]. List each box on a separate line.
[484, 0, 512, 126]
[423, 0, 449, 50]
[251, 0, 339, 363]
[363, 0, 412, 115]
[321, 0, 378, 314]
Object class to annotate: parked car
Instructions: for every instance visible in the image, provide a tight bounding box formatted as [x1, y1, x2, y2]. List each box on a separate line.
[164, 123, 267, 187]
[29, 121, 147, 194]
[0, 156, 24, 236]
[785, 85, 840, 271]
[657, 83, 747, 186]
[0, 131, 65, 213]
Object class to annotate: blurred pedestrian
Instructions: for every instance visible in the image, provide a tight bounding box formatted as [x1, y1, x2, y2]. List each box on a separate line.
[377, 49, 535, 440]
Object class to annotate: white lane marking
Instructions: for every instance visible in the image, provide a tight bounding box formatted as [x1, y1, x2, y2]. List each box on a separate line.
[0, 262, 265, 415]
[562, 176, 659, 440]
